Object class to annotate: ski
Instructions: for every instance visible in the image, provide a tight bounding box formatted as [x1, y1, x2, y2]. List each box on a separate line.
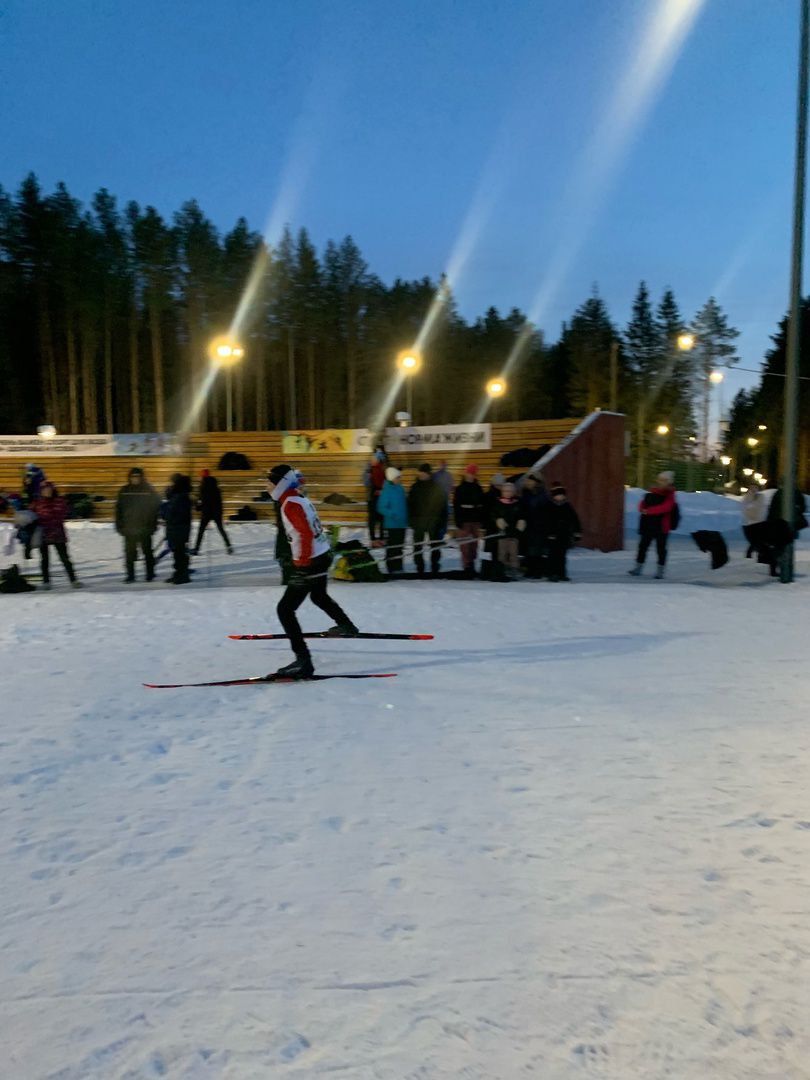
[228, 632, 433, 641]
[144, 672, 397, 689]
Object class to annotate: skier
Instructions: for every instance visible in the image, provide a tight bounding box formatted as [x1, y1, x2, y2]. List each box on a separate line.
[31, 481, 82, 590]
[115, 467, 162, 583]
[267, 463, 358, 678]
[193, 469, 232, 555]
[629, 471, 679, 579]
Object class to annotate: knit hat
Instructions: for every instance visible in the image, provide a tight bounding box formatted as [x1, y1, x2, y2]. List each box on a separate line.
[464, 464, 479, 476]
[492, 472, 505, 486]
[201, 468, 210, 478]
[657, 470, 675, 486]
[385, 466, 401, 482]
[418, 463, 432, 475]
[268, 462, 294, 486]
[551, 483, 567, 498]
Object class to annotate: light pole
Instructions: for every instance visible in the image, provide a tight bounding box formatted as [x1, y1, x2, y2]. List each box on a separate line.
[782, 0, 809, 581]
[396, 348, 422, 421]
[208, 336, 246, 433]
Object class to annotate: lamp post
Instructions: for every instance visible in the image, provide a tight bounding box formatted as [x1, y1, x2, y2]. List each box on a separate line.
[396, 348, 422, 420]
[208, 336, 246, 433]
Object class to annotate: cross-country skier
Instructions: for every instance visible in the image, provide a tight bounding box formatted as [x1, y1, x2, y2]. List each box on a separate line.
[267, 463, 359, 678]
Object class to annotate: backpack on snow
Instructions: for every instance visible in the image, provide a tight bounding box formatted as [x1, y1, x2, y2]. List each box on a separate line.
[332, 539, 387, 583]
[0, 565, 36, 593]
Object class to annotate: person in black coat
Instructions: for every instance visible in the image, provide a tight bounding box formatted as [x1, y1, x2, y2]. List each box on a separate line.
[761, 486, 808, 576]
[164, 474, 193, 584]
[193, 469, 232, 555]
[453, 465, 487, 577]
[545, 483, 582, 582]
[520, 474, 550, 578]
[407, 464, 447, 575]
[115, 467, 162, 583]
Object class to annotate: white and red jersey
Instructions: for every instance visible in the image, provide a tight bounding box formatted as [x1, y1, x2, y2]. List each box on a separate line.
[279, 490, 330, 567]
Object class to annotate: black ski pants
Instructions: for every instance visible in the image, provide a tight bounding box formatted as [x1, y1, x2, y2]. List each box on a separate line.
[385, 528, 406, 574]
[124, 532, 155, 581]
[637, 533, 668, 567]
[194, 513, 231, 553]
[41, 541, 76, 584]
[277, 552, 352, 658]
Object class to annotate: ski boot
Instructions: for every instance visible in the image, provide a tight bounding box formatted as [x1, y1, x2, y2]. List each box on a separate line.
[271, 654, 315, 680]
[654, 566, 665, 580]
[323, 622, 360, 638]
[628, 564, 643, 577]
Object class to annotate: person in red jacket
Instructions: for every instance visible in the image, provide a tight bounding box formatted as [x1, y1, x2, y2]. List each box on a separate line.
[31, 482, 82, 589]
[629, 471, 679, 579]
[267, 463, 358, 678]
[364, 450, 388, 544]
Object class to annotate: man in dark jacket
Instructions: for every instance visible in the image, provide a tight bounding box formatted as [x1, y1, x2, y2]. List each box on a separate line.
[545, 483, 582, 582]
[193, 469, 232, 555]
[520, 474, 550, 578]
[164, 474, 193, 584]
[408, 463, 446, 576]
[115, 467, 161, 583]
[453, 464, 487, 577]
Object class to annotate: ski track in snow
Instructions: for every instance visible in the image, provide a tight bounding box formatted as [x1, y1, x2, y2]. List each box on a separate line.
[2, 511, 810, 1078]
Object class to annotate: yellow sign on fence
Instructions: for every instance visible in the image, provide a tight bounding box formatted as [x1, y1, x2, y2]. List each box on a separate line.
[281, 429, 374, 454]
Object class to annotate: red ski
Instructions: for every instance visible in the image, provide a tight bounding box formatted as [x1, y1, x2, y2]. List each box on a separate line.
[145, 672, 397, 689]
[228, 632, 433, 641]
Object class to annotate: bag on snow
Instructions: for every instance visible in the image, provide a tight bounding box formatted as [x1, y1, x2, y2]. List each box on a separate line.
[332, 539, 386, 582]
[0, 565, 36, 593]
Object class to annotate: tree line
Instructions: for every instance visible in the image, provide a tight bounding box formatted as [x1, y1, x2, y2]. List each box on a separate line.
[1, 175, 741, 466]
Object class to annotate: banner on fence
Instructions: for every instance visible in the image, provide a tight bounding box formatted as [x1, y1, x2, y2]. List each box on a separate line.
[282, 429, 375, 454]
[384, 423, 491, 452]
[0, 435, 115, 457]
[112, 433, 185, 456]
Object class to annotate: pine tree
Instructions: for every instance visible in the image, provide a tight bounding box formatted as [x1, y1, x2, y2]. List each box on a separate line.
[691, 297, 739, 461]
[624, 282, 661, 485]
[565, 291, 617, 415]
[655, 288, 694, 448]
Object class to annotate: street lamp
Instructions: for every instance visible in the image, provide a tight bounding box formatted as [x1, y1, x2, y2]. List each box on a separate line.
[656, 423, 670, 436]
[743, 468, 754, 477]
[208, 335, 246, 433]
[709, 370, 725, 385]
[677, 333, 695, 352]
[486, 377, 507, 399]
[758, 424, 768, 431]
[720, 455, 732, 466]
[396, 348, 422, 419]
[37, 425, 57, 441]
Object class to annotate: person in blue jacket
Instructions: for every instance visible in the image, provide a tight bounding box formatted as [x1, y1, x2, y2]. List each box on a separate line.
[377, 466, 408, 575]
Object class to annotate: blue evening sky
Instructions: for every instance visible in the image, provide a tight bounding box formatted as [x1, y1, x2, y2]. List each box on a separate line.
[1, 0, 801, 406]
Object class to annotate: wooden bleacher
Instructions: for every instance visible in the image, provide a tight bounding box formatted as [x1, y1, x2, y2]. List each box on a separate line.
[0, 420, 580, 525]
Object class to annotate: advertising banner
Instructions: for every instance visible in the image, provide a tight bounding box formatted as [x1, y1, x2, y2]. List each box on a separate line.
[384, 423, 491, 452]
[282, 429, 375, 454]
[112, 433, 185, 456]
[0, 435, 115, 457]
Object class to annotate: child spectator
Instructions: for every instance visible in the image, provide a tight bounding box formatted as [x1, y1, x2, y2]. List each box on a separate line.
[31, 481, 81, 590]
[164, 474, 193, 584]
[494, 481, 526, 579]
[453, 464, 487, 578]
[545, 483, 582, 582]
[377, 466, 408, 574]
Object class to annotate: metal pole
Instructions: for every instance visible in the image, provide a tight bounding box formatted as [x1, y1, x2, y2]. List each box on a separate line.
[609, 340, 619, 412]
[782, 0, 809, 583]
[407, 377, 413, 421]
[226, 369, 233, 433]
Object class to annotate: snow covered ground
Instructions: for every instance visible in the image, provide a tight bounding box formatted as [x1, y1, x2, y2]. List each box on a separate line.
[3, 502, 810, 1078]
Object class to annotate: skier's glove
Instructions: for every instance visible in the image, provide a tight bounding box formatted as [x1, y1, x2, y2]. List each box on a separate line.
[517, 520, 527, 532]
[496, 518, 507, 531]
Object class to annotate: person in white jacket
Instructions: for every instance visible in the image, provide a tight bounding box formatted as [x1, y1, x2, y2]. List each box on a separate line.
[741, 486, 769, 558]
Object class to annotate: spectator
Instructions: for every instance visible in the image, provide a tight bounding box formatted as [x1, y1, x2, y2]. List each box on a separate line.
[115, 467, 161, 584]
[433, 459, 454, 537]
[763, 485, 808, 577]
[407, 463, 446, 576]
[629, 471, 679, 579]
[377, 466, 408, 575]
[23, 463, 46, 504]
[545, 482, 582, 582]
[164, 474, 193, 584]
[453, 464, 487, 578]
[193, 469, 232, 555]
[483, 472, 506, 568]
[520, 474, 550, 578]
[741, 486, 769, 559]
[494, 481, 526, 579]
[31, 481, 81, 590]
[363, 450, 387, 544]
